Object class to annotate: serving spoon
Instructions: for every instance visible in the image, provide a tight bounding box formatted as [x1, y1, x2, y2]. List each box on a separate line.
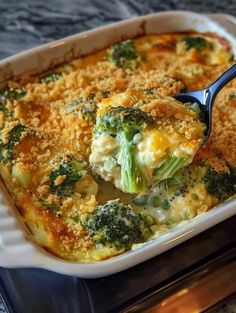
[173, 63, 236, 140]
[133, 64, 236, 205]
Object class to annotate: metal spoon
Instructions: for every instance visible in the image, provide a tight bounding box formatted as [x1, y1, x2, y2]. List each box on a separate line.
[173, 63, 236, 140]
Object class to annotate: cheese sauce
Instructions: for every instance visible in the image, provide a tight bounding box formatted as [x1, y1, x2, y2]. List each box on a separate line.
[0, 32, 235, 261]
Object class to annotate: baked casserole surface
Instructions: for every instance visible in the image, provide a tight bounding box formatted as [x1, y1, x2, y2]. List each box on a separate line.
[0, 32, 235, 261]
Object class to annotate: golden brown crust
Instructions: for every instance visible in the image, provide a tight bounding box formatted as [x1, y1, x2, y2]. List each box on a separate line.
[0, 32, 235, 261]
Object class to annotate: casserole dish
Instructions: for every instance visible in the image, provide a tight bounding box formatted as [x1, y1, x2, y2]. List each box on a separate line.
[0, 11, 236, 278]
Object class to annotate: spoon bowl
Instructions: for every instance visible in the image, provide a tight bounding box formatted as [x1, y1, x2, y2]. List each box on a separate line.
[173, 63, 236, 140]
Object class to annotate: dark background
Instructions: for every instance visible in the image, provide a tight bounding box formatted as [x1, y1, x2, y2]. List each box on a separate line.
[1, 0, 236, 59]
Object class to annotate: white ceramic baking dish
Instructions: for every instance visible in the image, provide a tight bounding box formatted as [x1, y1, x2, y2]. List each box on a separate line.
[0, 11, 236, 278]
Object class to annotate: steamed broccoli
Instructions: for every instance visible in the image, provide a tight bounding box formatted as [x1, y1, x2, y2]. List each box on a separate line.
[0, 124, 27, 163]
[109, 40, 138, 68]
[153, 155, 188, 182]
[83, 199, 154, 250]
[49, 155, 86, 197]
[181, 36, 209, 51]
[202, 164, 236, 201]
[0, 86, 26, 100]
[94, 106, 153, 193]
[94, 105, 153, 137]
[39, 71, 62, 84]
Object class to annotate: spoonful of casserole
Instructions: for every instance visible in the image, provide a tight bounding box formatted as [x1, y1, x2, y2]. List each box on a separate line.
[89, 88, 205, 194]
[89, 64, 236, 194]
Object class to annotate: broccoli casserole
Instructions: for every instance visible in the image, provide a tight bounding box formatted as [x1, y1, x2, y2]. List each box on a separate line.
[0, 32, 236, 261]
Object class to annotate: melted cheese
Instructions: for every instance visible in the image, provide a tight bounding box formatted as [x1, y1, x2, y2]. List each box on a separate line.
[137, 129, 171, 168]
[0, 31, 235, 262]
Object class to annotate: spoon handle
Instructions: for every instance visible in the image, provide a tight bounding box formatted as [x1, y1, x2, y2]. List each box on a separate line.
[207, 63, 236, 102]
[201, 63, 236, 139]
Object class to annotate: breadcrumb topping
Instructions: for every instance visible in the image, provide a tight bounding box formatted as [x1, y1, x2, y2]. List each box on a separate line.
[0, 32, 235, 261]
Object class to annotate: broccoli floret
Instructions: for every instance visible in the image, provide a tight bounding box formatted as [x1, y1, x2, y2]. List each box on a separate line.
[95, 106, 153, 138]
[181, 36, 209, 51]
[0, 124, 27, 163]
[65, 97, 96, 119]
[94, 106, 153, 193]
[39, 71, 62, 84]
[83, 200, 154, 250]
[109, 40, 138, 68]
[49, 156, 86, 197]
[202, 164, 236, 201]
[0, 86, 26, 100]
[8, 124, 27, 146]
